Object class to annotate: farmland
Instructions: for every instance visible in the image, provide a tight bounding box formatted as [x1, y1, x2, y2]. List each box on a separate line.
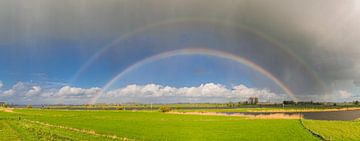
[302, 120, 360, 140]
[0, 107, 359, 141]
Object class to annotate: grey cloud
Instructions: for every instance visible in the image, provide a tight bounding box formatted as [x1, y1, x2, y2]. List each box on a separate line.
[1, 0, 359, 100]
[354, 80, 360, 87]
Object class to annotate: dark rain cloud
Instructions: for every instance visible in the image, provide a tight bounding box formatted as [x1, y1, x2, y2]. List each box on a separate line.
[1, 0, 359, 100]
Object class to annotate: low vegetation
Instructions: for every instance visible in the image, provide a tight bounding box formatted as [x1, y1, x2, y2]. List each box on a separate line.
[0, 109, 323, 141]
[303, 120, 360, 141]
[159, 106, 171, 112]
[1, 106, 359, 141]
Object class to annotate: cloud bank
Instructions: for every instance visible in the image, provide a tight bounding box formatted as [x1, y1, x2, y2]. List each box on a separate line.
[0, 81, 282, 104]
[1, 81, 357, 104]
[105, 83, 279, 103]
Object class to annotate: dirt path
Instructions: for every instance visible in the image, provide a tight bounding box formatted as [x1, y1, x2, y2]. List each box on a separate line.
[0, 108, 14, 113]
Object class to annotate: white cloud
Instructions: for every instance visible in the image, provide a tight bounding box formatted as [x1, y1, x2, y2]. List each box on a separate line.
[0, 80, 3, 89]
[0, 82, 356, 104]
[231, 85, 278, 99]
[1, 82, 25, 97]
[338, 90, 352, 99]
[2, 89, 15, 97]
[57, 86, 100, 98]
[316, 90, 355, 102]
[25, 86, 42, 97]
[106, 83, 279, 102]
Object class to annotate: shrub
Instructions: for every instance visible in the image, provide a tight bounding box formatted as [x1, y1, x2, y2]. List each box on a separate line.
[27, 104, 33, 109]
[116, 106, 125, 110]
[159, 106, 171, 112]
[0, 103, 8, 108]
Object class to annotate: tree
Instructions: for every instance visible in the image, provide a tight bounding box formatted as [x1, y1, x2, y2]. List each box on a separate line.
[354, 101, 359, 105]
[159, 106, 171, 112]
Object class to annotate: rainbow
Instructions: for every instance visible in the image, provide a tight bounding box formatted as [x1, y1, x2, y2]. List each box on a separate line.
[89, 48, 299, 104]
[70, 18, 326, 92]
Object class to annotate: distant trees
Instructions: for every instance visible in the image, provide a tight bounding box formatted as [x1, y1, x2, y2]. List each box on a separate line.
[283, 101, 323, 105]
[0, 102, 9, 108]
[159, 106, 171, 112]
[27, 104, 32, 109]
[354, 101, 359, 105]
[116, 106, 125, 110]
[226, 102, 236, 107]
[283, 101, 296, 105]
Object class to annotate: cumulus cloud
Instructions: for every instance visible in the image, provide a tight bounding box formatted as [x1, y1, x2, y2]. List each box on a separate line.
[0, 80, 3, 89]
[1, 82, 25, 97]
[25, 86, 42, 97]
[57, 86, 101, 98]
[0, 81, 358, 104]
[105, 83, 280, 103]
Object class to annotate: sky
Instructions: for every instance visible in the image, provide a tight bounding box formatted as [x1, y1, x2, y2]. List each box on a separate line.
[0, 0, 360, 104]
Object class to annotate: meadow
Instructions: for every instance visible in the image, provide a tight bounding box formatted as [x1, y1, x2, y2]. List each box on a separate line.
[0, 108, 358, 141]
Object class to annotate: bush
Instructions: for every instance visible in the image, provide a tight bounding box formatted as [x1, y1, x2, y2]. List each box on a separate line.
[27, 104, 32, 109]
[0, 103, 8, 108]
[159, 106, 171, 112]
[116, 106, 125, 110]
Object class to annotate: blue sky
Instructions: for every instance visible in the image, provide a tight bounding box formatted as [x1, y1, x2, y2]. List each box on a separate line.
[1, 0, 360, 104]
[109, 55, 279, 90]
[0, 25, 292, 104]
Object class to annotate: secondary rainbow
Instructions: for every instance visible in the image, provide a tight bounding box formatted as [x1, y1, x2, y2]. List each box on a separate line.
[70, 18, 326, 92]
[89, 48, 298, 104]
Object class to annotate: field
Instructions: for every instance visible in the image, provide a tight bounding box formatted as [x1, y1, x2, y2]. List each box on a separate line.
[302, 120, 360, 140]
[0, 108, 358, 141]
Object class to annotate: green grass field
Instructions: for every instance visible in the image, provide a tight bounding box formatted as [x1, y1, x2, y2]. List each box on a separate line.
[0, 108, 358, 141]
[303, 120, 360, 141]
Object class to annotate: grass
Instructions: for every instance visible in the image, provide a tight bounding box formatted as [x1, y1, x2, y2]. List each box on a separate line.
[45, 103, 360, 112]
[0, 108, 322, 141]
[0, 111, 121, 141]
[0, 120, 21, 141]
[303, 120, 360, 141]
[174, 107, 360, 113]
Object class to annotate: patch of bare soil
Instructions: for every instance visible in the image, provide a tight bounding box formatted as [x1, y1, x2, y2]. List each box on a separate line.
[0, 108, 14, 113]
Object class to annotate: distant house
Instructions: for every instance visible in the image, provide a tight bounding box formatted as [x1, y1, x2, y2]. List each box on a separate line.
[248, 97, 259, 105]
